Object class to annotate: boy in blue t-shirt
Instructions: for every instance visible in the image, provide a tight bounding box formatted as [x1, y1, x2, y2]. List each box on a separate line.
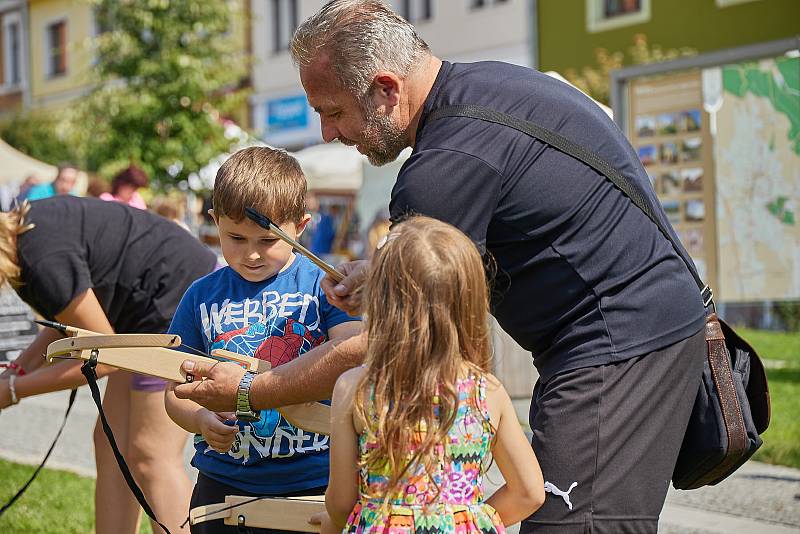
[165, 147, 361, 532]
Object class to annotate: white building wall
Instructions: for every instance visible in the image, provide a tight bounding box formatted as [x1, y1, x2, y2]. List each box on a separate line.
[250, 0, 532, 149]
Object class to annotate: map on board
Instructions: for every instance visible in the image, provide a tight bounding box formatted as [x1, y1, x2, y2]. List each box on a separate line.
[714, 56, 799, 302]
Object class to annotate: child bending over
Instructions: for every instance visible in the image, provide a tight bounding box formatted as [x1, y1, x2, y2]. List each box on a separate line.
[319, 216, 544, 534]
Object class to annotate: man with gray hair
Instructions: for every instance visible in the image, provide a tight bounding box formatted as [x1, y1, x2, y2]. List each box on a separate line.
[176, 2, 708, 532]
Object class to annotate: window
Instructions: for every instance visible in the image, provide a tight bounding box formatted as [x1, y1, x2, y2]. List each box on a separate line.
[586, 0, 651, 33]
[3, 15, 22, 87]
[716, 0, 760, 6]
[271, 0, 298, 53]
[47, 20, 67, 77]
[471, 0, 508, 8]
[402, 0, 433, 22]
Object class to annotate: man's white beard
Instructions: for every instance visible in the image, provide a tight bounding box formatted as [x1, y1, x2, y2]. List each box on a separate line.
[359, 107, 408, 167]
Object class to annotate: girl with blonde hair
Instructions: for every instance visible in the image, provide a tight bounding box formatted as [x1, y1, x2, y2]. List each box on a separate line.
[317, 216, 544, 534]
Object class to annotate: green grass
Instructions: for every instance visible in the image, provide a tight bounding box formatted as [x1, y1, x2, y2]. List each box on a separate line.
[739, 328, 800, 468]
[0, 458, 153, 533]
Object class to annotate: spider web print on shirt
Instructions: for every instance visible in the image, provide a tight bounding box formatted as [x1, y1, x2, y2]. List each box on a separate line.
[210, 316, 326, 368]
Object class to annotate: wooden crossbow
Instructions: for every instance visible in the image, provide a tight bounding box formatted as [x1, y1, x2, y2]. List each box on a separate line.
[42, 321, 332, 435]
[188, 494, 325, 531]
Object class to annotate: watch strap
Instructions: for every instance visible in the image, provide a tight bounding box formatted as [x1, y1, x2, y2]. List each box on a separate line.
[235, 371, 259, 422]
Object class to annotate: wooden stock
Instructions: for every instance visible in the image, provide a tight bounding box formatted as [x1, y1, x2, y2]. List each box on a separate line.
[276, 402, 332, 436]
[190, 495, 324, 531]
[47, 343, 227, 384]
[47, 334, 182, 354]
[44, 329, 332, 434]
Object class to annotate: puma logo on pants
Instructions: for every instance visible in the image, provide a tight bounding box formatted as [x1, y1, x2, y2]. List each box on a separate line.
[544, 481, 578, 511]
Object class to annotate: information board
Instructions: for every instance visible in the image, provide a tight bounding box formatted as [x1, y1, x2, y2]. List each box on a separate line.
[628, 71, 718, 293]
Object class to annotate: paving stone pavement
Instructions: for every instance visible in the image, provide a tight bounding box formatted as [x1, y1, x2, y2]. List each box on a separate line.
[2, 385, 798, 533]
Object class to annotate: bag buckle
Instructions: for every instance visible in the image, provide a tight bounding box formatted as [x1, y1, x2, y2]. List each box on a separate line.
[701, 285, 714, 308]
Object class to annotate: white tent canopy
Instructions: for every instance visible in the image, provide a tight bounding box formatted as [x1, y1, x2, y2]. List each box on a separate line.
[0, 137, 57, 186]
[293, 142, 366, 192]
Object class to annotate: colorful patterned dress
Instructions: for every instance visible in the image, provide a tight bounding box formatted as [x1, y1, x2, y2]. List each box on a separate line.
[344, 375, 505, 534]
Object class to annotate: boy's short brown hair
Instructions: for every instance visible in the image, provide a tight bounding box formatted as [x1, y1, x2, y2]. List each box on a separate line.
[213, 146, 307, 224]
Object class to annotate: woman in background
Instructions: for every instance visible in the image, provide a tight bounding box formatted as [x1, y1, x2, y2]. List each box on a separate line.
[0, 196, 216, 533]
[100, 164, 149, 210]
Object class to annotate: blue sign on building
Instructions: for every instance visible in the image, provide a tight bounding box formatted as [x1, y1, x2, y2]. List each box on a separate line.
[267, 95, 309, 133]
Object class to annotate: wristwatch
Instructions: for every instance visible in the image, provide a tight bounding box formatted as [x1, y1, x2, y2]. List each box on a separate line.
[235, 371, 259, 422]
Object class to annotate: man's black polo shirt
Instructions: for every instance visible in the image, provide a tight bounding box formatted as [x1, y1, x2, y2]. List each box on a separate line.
[390, 61, 706, 382]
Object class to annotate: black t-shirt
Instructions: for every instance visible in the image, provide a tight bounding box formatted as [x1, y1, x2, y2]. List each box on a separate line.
[390, 61, 706, 381]
[16, 196, 217, 333]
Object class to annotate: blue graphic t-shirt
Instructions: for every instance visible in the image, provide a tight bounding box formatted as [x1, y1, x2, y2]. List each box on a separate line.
[168, 253, 358, 494]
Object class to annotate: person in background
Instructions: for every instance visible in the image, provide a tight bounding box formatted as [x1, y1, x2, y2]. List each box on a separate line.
[86, 174, 112, 198]
[152, 197, 190, 231]
[365, 208, 390, 258]
[25, 163, 79, 201]
[100, 165, 148, 210]
[305, 191, 337, 256]
[15, 174, 41, 203]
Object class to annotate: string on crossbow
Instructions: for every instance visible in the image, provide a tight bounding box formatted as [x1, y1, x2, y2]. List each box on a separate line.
[180, 495, 268, 528]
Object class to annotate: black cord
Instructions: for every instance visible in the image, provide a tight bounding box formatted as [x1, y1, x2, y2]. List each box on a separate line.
[81, 351, 172, 534]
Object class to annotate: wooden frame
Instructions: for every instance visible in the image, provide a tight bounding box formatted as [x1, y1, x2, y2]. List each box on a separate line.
[189, 495, 325, 531]
[44, 326, 332, 435]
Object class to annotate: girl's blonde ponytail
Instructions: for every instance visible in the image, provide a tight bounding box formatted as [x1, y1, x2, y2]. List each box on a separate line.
[0, 201, 35, 288]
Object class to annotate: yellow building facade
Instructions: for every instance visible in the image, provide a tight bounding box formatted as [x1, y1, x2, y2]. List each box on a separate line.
[28, 0, 94, 110]
[11, 0, 250, 124]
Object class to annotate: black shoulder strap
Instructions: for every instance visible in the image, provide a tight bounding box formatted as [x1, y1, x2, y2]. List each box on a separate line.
[81, 355, 172, 534]
[427, 104, 713, 307]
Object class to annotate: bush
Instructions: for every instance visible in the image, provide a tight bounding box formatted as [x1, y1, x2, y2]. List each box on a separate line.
[564, 34, 697, 105]
[774, 301, 800, 332]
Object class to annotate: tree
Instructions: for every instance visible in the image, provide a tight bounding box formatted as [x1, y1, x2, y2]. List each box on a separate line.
[564, 34, 696, 105]
[81, 0, 249, 189]
[0, 111, 80, 166]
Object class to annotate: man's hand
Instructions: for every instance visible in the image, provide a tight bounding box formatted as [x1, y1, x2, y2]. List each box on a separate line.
[173, 360, 246, 412]
[320, 260, 369, 316]
[195, 409, 238, 453]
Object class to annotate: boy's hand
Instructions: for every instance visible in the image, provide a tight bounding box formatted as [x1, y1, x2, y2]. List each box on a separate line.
[195, 409, 238, 453]
[173, 360, 246, 412]
[320, 260, 368, 316]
